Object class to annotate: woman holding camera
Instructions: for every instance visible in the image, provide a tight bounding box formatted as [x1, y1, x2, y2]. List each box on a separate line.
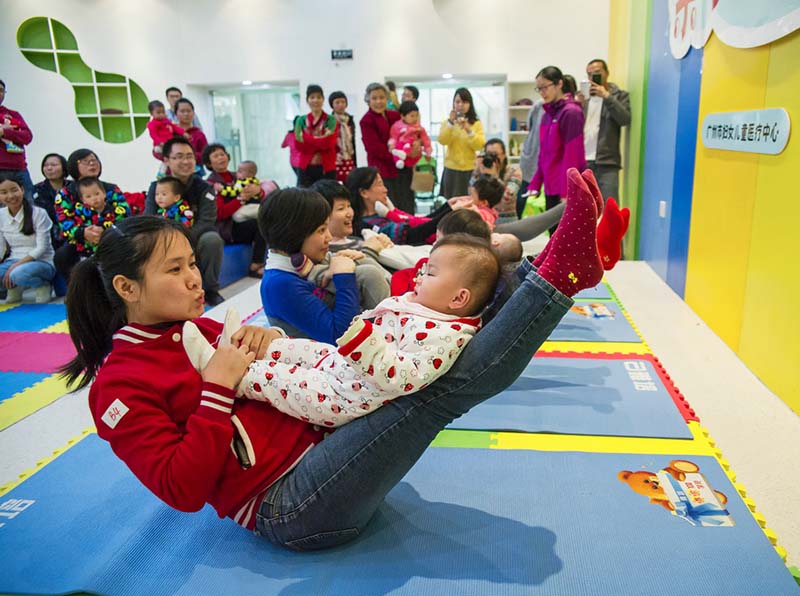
[472, 138, 522, 225]
[438, 88, 485, 199]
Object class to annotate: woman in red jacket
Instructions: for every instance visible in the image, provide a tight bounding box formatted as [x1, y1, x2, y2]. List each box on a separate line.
[359, 82, 417, 215]
[203, 143, 266, 277]
[295, 85, 339, 188]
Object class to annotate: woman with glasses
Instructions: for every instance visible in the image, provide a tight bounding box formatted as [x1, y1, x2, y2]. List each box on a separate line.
[52, 149, 127, 282]
[525, 66, 586, 234]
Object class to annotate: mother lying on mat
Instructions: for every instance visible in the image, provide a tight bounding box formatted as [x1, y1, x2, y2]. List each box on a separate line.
[61, 168, 612, 551]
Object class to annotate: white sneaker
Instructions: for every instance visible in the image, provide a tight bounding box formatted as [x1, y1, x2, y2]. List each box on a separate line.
[3, 287, 22, 304]
[35, 285, 52, 304]
[182, 321, 216, 372]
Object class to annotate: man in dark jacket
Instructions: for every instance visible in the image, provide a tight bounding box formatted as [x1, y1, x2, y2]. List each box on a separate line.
[576, 59, 631, 204]
[145, 138, 224, 306]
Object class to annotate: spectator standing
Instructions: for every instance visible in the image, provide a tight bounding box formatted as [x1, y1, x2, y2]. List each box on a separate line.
[165, 86, 202, 129]
[438, 87, 485, 199]
[328, 91, 357, 183]
[0, 80, 34, 200]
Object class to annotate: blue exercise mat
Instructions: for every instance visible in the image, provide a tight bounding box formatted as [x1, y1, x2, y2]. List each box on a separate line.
[1, 435, 797, 596]
[574, 281, 613, 301]
[0, 304, 67, 332]
[448, 356, 692, 438]
[0, 371, 49, 403]
[548, 301, 641, 343]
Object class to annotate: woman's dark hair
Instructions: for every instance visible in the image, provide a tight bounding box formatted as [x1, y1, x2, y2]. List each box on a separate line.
[201, 143, 228, 169]
[257, 188, 331, 254]
[404, 85, 420, 100]
[345, 166, 380, 231]
[328, 91, 347, 109]
[306, 84, 324, 99]
[174, 97, 195, 112]
[0, 174, 34, 235]
[40, 152, 68, 180]
[386, 81, 397, 92]
[453, 88, 478, 124]
[562, 74, 577, 96]
[148, 100, 165, 113]
[398, 101, 419, 117]
[437, 209, 490, 240]
[484, 138, 508, 179]
[536, 66, 565, 90]
[311, 179, 351, 208]
[59, 216, 191, 389]
[67, 148, 100, 180]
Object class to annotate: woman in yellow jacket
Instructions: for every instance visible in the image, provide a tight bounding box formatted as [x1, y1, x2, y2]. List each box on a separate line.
[438, 87, 485, 198]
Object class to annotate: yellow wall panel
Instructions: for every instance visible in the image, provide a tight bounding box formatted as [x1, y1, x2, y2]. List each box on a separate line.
[685, 34, 770, 350]
[738, 31, 800, 415]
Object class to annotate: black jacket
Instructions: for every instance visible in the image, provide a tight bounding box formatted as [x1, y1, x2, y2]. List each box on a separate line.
[584, 82, 631, 168]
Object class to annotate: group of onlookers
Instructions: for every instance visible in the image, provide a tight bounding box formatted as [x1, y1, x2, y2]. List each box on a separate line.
[0, 59, 628, 309]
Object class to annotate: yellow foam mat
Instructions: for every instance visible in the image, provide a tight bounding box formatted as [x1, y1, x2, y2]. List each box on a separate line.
[540, 340, 651, 354]
[0, 302, 21, 313]
[0, 427, 95, 497]
[40, 320, 70, 334]
[0, 374, 72, 432]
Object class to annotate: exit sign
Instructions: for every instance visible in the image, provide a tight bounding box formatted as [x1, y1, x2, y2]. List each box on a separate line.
[331, 49, 353, 60]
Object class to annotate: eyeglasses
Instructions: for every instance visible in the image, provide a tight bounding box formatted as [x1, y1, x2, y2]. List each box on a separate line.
[535, 83, 554, 93]
[78, 157, 99, 165]
[169, 153, 195, 161]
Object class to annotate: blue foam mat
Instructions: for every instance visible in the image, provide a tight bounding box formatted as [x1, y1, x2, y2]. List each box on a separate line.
[0, 304, 67, 332]
[574, 281, 613, 301]
[548, 302, 641, 343]
[0, 371, 49, 403]
[1, 435, 797, 596]
[448, 356, 692, 438]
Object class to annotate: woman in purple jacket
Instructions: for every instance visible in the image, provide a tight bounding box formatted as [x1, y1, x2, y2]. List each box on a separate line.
[526, 66, 586, 234]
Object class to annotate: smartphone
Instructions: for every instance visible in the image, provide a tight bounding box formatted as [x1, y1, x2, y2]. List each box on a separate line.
[591, 73, 602, 85]
[456, 111, 464, 119]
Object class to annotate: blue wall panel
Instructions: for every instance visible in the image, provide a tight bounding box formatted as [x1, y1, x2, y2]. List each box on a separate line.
[666, 47, 703, 296]
[639, 0, 681, 280]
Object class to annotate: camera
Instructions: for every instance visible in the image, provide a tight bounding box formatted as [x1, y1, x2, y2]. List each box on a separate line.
[481, 152, 498, 169]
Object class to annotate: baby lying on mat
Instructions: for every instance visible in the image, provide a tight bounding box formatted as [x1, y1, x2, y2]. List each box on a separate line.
[184, 234, 501, 427]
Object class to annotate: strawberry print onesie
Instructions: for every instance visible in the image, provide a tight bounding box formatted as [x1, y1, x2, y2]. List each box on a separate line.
[239, 294, 480, 427]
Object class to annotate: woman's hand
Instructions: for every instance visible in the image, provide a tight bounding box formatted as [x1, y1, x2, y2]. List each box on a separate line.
[363, 234, 392, 253]
[2, 264, 17, 289]
[230, 325, 283, 360]
[84, 225, 104, 244]
[202, 343, 254, 389]
[448, 110, 457, 125]
[336, 249, 365, 261]
[330, 254, 357, 275]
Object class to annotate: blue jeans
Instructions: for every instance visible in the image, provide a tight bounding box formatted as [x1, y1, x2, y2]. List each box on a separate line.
[255, 258, 572, 550]
[0, 259, 55, 289]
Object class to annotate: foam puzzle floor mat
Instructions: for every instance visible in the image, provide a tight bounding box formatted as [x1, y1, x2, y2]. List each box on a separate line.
[547, 300, 642, 343]
[573, 280, 615, 301]
[447, 352, 695, 438]
[0, 303, 68, 332]
[1, 434, 797, 596]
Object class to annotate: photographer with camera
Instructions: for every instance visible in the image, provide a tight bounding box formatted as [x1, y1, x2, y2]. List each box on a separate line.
[438, 88, 485, 199]
[575, 59, 630, 205]
[471, 139, 522, 225]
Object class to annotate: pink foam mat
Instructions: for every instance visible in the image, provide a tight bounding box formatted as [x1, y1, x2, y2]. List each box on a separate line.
[0, 332, 76, 373]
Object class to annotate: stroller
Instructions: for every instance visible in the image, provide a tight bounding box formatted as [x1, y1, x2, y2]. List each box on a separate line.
[410, 155, 440, 215]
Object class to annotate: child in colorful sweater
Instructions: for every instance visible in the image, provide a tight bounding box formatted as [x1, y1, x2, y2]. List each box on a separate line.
[154, 176, 193, 228]
[184, 234, 501, 427]
[388, 101, 432, 169]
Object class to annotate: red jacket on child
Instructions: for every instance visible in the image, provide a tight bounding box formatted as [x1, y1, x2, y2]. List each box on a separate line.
[89, 317, 324, 530]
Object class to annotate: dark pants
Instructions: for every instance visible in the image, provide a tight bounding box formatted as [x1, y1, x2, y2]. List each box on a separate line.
[230, 219, 267, 265]
[53, 244, 81, 281]
[196, 230, 224, 294]
[517, 180, 530, 218]
[586, 161, 620, 204]
[545, 194, 562, 236]
[440, 167, 472, 199]
[298, 166, 335, 188]
[384, 167, 415, 214]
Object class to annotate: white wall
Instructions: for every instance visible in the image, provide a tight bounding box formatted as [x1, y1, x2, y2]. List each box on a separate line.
[2, 0, 609, 190]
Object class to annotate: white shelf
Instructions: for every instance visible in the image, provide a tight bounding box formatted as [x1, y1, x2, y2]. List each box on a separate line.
[508, 105, 532, 110]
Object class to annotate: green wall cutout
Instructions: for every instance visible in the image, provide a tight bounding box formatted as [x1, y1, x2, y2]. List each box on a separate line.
[17, 16, 150, 144]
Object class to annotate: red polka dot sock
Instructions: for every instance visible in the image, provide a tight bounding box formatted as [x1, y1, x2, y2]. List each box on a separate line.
[580, 169, 605, 218]
[536, 168, 603, 297]
[596, 197, 631, 270]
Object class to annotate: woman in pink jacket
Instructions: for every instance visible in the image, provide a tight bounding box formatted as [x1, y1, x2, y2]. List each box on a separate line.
[527, 66, 586, 234]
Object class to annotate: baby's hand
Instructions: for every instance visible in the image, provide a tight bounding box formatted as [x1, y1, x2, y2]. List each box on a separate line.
[336, 249, 365, 261]
[203, 343, 254, 389]
[230, 325, 283, 360]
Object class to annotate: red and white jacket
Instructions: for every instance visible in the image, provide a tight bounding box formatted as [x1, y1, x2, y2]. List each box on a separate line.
[89, 318, 324, 531]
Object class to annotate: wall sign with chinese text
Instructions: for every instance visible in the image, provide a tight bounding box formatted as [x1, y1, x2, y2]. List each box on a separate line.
[701, 108, 790, 155]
